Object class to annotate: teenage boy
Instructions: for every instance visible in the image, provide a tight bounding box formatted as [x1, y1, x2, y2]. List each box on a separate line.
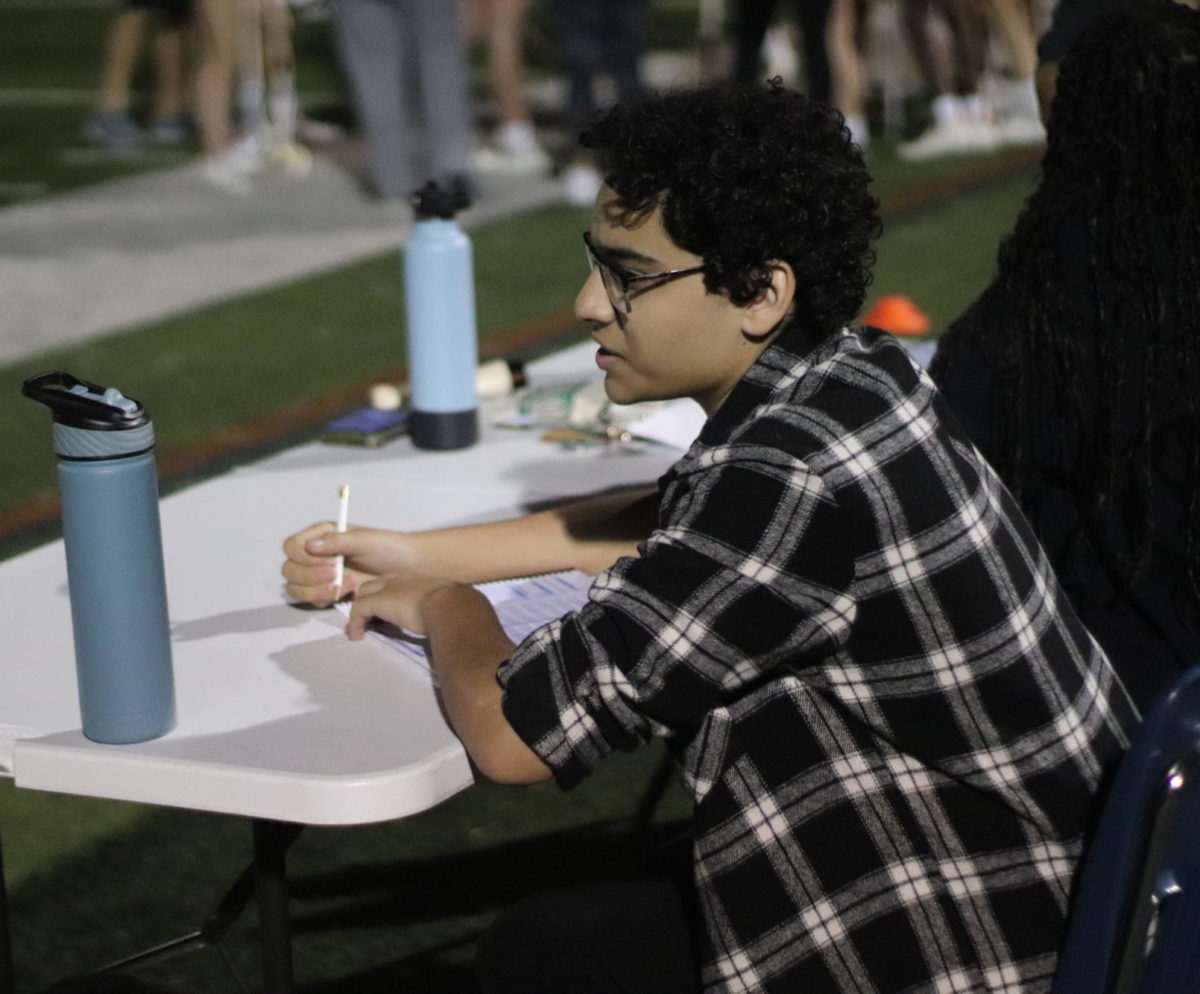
[283, 82, 1136, 994]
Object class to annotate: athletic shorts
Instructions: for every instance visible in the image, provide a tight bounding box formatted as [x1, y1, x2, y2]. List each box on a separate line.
[126, 0, 193, 29]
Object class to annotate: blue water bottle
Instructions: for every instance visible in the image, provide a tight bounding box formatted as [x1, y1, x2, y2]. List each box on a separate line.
[404, 179, 479, 450]
[22, 372, 176, 744]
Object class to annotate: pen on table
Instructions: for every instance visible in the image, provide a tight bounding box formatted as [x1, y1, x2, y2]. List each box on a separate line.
[333, 484, 350, 596]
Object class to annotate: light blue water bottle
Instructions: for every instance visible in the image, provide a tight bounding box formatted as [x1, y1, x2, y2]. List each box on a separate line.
[22, 372, 176, 744]
[404, 179, 479, 450]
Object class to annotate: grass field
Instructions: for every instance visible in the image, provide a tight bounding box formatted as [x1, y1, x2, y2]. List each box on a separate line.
[0, 161, 1036, 556]
[0, 1, 1043, 989]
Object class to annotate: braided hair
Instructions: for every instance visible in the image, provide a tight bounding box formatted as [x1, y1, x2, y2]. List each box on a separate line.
[932, 0, 1200, 602]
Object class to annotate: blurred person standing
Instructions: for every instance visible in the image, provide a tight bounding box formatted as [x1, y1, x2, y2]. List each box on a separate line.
[898, 0, 1046, 159]
[733, 0, 877, 149]
[234, 0, 314, 175]
[827, 0, 873, 148]
[896, 0, 997, 159]
[466, 0, 551, 175]
[550, 0, 651, 206]
[83, 0, 194, 149]
[732, 0, 835, 104]
[333, 0, 474, 204]
[982, 0, 1045, 144]
[193, 0, 251, 191]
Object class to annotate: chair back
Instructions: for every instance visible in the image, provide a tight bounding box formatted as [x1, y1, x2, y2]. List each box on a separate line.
[1054, 664, 1200, 994]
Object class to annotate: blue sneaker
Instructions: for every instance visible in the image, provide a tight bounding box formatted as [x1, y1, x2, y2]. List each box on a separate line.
[82, 110, 145, 149]
[148, 115, 192, 146]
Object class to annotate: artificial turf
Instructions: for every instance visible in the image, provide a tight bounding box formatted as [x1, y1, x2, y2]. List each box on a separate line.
[0, 3, 1041, 988]
[0, 158, 1036, 991]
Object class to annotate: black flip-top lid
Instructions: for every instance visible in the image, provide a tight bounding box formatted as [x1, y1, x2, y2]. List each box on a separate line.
[410, 178, 471, 220]
[21, 371, 149, 431]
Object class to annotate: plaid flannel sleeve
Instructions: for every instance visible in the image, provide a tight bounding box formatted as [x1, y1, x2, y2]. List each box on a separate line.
[498, 436, 859, 788]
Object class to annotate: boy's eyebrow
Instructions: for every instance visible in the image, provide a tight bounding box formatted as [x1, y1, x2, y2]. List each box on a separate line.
[591, 238, 660, 268]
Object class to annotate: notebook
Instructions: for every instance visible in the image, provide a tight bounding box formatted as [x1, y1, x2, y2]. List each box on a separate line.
[338, 570, 593, 675]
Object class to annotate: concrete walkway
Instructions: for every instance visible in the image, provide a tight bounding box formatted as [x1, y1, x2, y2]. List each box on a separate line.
[0, 153, 564, 366]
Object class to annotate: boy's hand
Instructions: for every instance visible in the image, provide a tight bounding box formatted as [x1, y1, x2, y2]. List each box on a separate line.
[345, 572, 462, 641]
[281, 522, 413, 605]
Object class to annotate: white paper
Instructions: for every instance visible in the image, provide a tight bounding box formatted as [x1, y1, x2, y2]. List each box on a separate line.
[625, 397, 706, 450]
[340, 570, 593, 675]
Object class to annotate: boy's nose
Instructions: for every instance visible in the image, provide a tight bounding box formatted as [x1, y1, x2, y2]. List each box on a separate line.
[575, 268, 618, 327]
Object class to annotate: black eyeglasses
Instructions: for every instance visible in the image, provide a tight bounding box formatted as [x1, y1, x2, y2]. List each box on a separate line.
[582, 232, 706, 314]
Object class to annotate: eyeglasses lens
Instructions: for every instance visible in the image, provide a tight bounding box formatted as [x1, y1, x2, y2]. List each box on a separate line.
[584, 235, 629, 314]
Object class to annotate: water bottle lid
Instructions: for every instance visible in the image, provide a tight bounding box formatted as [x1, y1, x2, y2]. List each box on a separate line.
[22, 371, 149, 431]
[410, 178, 471, 220]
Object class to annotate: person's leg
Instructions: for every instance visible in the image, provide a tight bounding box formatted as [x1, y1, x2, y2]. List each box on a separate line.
[984, 0, 1035, 79]
[898, 0, 998, 159]
[792, 0, 834, 103]
[151, 23, 186, 120]
[143, 13, 195, 145]
[477, 880, 700, 994]
[828, 0, 870, 146]
[474, 0, 530, 129]
[983, 0, 1044, 142]
[549, 0, 607, 205]
[469, 0, 549, 172]
[333, 0, 413, 199]
[550, 0, 603, 131]
[261, 0, 303, 146]
[84, 5, 150, 147]
[936, 0, 986, 100]
[98, 7, 150, 112]
[900, 0, 945, 95]
[411, 0, 474, 188]
[732, 0, 780, 84]
[192, 0, 238, 156]
[606, 0, 650, 100]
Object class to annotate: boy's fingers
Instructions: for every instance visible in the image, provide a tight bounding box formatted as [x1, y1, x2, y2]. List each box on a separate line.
[345, 593, 373, 640]
[284, 583, 333, 606]
[281, 557, 332, 581]
[306, 527, 363, 557]
[283, 521, 337, 563]
[344, 578, 387, 638]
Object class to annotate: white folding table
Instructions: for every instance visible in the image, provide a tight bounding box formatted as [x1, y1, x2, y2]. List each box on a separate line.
[0, 343, 686, 992]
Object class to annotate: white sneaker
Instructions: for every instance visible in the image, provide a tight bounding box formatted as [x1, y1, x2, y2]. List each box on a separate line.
[227, 132, 267, 174]
[296, 117, 343, 145]
[473, 144, 552, 176]
[266, 140, 314, 176]
[200, 149, 255, 195]
[844, 114, 871, 153]
[561, 163, 601, 207]
[995, 114, 1046, 147]
[897, 117, 1000, 161]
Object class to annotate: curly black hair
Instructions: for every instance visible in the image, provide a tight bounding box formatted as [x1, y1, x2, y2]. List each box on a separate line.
[932, 1, 1200, 601]
[580, 80, 880, 340]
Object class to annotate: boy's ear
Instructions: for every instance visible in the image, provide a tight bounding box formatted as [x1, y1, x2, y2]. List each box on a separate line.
[740, 261, 796, 339]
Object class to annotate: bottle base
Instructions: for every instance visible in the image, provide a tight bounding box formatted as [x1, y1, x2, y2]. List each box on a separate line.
[82, 707, 176, 745]
[410, 409, 478, 450]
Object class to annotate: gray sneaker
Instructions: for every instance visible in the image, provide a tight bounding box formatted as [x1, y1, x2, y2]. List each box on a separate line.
[148, 115, 192, 146]
[82, 110, 145, 149]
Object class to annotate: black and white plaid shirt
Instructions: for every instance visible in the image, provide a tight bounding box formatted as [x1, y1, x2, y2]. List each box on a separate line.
[499, 325, 1137, 994]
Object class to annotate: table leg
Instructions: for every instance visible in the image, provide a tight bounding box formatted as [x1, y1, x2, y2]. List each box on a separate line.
[0, 828, 14, 994]
[253, 818, 296, 994]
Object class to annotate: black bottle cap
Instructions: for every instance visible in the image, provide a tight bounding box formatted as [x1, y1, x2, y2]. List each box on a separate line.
[410, 178, 472, 220]
[21, 371, 149, 431]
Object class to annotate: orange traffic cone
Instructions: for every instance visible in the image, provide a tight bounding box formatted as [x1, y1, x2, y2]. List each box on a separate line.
[862, 295, 931, 337]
